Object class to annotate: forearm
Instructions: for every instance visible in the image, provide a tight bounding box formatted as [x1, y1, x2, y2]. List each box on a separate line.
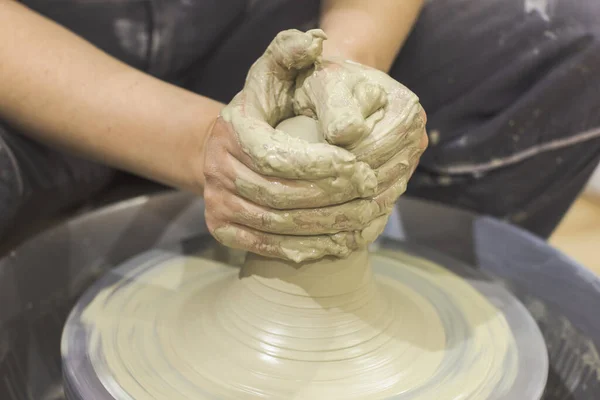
[320, 0, 424, 72]
[0, 1, 222, 193]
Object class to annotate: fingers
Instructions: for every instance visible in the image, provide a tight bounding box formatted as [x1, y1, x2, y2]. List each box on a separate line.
[212, 184, 388, 236]
[223, 29, 327, 129]
[203, 133, 406, 263]
[232, 143, 422, 210]
[204, 152, 393, 263]
[246, 29, 326, 84]
[294, 61, 388, 149]
[206, 215, 353, 262]
[353, 100, 427, 169]
[293, 60, 389, 150]
[205, 168, 404, 263]
[309, 59, 427, 170]
[201, 30, 428, 263]
[232, 155, 375, 209]
[211, 223, 353, 262]
[207, 216, 388, 263]
[374, 144, 424, 191]
[372, 176, 410, 214]
[207, 151, 415, 236]
[267, 29, 327, 71]
[207, 117, 377, 209]
[221, 108, 378, 191]
[354, 81, 387, 135]
[204, 154, 402, 264]
[294, 64, 368, 147]
[353, 80, 388, 121]
[219, 34, 379, 187]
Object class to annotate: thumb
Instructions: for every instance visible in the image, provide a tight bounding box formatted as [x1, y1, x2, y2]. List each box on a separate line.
[293, 60, 387, 149]
[240, 29, 327, 126]
[266, 29, 327, 72]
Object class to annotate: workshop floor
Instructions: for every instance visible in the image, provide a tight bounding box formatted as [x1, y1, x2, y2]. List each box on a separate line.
[550, 194, 600, 276]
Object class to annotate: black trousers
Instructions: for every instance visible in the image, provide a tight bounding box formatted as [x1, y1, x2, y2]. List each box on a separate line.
[2, 0, 599, 240]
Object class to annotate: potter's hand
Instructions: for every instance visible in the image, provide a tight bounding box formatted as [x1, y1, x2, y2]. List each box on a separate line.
[204, 29, 382, 262]
[293, 56, 428, 222]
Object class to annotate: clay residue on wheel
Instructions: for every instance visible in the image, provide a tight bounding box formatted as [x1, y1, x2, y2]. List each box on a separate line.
[79, 249, 521, 399]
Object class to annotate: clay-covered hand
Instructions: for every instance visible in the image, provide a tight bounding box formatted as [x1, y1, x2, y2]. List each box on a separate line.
[293, 55, 428, 227]
[204, 29, 386, 262]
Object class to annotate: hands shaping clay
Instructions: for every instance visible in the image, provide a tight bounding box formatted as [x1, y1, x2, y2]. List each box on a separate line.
[62, 29, 548, 400]
[203, 29, 427, 262]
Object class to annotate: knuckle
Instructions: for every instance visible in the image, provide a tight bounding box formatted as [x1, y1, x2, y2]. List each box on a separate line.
[204, 157, 235, 189]
[203, 154, 227, 184]
[203, 168, 219, 185]
[203, 186, 219, 208]
[205, 189, 236, 225]
[204, 211, 221, 236]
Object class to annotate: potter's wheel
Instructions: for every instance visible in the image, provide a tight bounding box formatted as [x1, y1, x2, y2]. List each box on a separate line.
[60, 93, 547, 396]
[61, 237, 548, 399]
[2, 192, 600, 399]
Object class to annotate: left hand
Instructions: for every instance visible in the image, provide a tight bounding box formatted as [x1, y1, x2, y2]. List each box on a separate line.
[293, 55, 428, 217]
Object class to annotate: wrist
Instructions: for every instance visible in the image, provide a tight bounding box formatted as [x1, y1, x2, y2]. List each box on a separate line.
[182, 97, 223, 195]
[321, 40, 379, 69]
[320, 8, 386, 70]
[319, 0, 425, 72]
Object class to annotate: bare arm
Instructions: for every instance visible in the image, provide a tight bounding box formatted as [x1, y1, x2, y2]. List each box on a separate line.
[320, 0, 424, 71]
[0, 0, 222, 193]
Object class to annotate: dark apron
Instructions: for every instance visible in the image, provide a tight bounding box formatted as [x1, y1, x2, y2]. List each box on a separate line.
[1, 0, 599, 240]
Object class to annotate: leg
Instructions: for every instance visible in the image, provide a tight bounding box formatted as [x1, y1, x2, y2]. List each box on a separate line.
[391, 0, 600, 237]
[0, 124, 114, 241]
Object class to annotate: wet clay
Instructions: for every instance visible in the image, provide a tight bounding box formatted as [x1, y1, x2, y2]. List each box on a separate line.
[73, 33, 522, 399]
[217, 116, 389, 263]
[212, 29, 426, 263]
[80, 249, 518, 399]
[76, 115, 519, 399]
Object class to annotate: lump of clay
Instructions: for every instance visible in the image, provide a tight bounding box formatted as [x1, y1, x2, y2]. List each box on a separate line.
[276, 115, 324, 144]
